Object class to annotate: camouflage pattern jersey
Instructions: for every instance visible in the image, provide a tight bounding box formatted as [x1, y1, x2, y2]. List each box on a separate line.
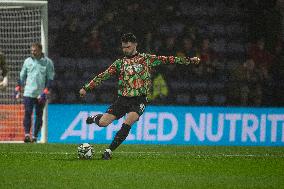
[84, 53, 192, 97]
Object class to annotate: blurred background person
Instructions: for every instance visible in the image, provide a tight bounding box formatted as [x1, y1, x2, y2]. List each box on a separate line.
[148, 72, 169, 104]
[15, 43, 55, 143]
[229, 58, 263, 106]
[84, 29, 103, 58]
[55, 17, 82, 58]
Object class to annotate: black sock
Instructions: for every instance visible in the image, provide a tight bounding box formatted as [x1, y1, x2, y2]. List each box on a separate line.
[108, 123, 131, 151]
[94, 114, 103, 126]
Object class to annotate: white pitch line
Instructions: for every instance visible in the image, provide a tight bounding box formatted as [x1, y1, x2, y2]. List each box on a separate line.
[1, 151, 284, 158]
[117, 151, 284, 158]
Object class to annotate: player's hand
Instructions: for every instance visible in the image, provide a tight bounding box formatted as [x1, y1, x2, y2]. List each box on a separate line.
[37, 88, 49, 104]
[189, 57, 200, 64]
[14, 85, 21, 99]
[79, 88, 86, 97]
[37, 93, 47, 104]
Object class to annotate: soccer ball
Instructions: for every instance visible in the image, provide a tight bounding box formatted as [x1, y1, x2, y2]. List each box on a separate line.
[77, 143, 94, 159]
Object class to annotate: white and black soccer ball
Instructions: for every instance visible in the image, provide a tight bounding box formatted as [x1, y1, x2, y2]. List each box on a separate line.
[77, 143, 94, 159]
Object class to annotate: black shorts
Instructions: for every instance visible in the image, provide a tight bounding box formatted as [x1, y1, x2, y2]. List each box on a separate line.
[106, 96, 147, 119]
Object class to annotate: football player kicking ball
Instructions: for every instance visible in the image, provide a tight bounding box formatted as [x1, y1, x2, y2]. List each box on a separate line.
[79, 33, 200, 160]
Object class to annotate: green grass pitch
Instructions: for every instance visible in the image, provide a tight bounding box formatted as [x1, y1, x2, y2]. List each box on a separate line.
[0, 144, 283, 189]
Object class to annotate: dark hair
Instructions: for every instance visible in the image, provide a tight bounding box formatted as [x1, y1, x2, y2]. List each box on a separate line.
[121, 33, 137, 43]
[31, 43, 42, 50]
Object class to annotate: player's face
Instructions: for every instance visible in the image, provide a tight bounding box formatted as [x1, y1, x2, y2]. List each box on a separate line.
[122, 42, 137, 56]
[31, 46, 42, 59]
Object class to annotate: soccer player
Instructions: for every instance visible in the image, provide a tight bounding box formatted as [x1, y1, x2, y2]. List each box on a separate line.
[15, 43, 55, 143]
[0, 50, 8, 89]
[79, 33, 200, 160]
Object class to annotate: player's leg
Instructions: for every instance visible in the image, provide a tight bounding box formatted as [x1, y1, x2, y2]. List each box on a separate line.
[103, 96, 146, 160]
[86, 97, 124, 127]
[108, 112, 139, 150]
[86, 113, 116, 127]
[102, 112, 139, 160]
[23, 97, 35, 143]
[32, 101, 45, 142]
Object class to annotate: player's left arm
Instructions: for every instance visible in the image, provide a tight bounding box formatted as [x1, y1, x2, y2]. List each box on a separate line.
[0, 53, 8, 88]
[46, 58, 55, 89]
[14, 60, 28, 98]
[147, 54, 200, 67]
[81, 60, 120, 95]
[38, 59, 55, 103]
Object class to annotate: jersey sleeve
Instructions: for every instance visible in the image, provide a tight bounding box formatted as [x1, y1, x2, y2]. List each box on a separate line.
[146, 54, 190, 67]
[19, 59, 28, 84]
[47, 59, 55, 81]
[84, 59, 121, 91]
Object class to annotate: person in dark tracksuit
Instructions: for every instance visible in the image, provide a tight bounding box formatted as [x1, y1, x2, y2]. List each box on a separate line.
[15, 43, 54, 143]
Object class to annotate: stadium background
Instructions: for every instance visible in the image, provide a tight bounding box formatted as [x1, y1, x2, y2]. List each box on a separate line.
[0, 0, 283, 144]
[47, 0, 284, 107]
[0, 1, 284, 188]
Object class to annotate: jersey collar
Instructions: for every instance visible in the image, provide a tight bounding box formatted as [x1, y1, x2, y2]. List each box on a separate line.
[125, 52, 139, 59]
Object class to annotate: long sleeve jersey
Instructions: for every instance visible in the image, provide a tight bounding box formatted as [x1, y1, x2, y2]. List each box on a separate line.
[84, 53, 192, 97]
[20, 56, 55, 98]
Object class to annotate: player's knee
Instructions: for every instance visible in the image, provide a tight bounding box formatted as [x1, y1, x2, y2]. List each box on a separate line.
[124, 113, 139, 126]
[98, 119, 109, 127]
[94, 114, 109, 127]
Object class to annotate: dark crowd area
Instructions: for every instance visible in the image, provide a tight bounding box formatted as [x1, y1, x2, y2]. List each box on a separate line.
[47, 0, 284, 106]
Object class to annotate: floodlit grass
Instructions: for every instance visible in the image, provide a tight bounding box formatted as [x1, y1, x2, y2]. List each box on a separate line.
[0, 144, 283, 189]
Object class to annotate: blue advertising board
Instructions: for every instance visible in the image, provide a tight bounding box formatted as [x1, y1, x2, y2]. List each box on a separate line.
[48, 104, 284, 146]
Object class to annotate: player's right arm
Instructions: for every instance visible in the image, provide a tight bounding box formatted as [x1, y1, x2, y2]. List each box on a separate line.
[79, 60, 121, 97]
[19, 60, 28, 83]
[14, 60, 28, 98]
